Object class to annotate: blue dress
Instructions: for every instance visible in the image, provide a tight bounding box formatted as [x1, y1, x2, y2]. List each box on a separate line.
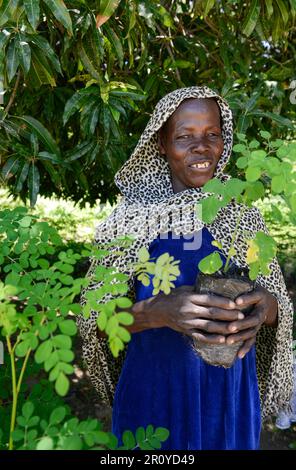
[111, 228, 261, 450]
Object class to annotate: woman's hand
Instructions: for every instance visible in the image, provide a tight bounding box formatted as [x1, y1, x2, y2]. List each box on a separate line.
[224, 286, 278, 359]
[137, 285, 244, 344]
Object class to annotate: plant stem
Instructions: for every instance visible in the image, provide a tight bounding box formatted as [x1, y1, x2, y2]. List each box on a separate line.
[6, 337, 17, 451]
[224, 205, 247, 273]
[3, 70, 21, 118]
[16, 348, 31, 395]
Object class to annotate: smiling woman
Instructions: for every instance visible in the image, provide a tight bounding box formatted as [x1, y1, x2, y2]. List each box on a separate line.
[158, 98, 224, 192]
[77, 86, 294, 451]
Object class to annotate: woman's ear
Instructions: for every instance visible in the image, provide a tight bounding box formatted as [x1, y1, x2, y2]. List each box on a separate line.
[157, 130, 166, 157]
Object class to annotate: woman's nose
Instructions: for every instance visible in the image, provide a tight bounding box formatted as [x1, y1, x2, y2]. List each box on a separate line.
[190, 136, 210, 153]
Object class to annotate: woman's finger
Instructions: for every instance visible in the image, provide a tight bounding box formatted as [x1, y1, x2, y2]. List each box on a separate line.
[225, 307, 266, 333]
[190, 330, 226, 345]
[237, 337, 256, 359]
[225, 327, 259, 344]
[187, 305, 244, 321]
[184, 318, 238, 335]
[190, 293, 236, 310]
[235, 289, 264, 308]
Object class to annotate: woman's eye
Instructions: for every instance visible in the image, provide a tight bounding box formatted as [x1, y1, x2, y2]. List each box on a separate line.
[208, 133, 220, 137]
[177, 135, 190, 139]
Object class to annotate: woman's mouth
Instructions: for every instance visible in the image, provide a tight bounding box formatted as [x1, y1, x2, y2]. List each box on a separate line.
[188, 161, 212, 170]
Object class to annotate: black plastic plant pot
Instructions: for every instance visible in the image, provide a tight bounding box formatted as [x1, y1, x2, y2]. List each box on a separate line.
[193, 266, 255, 368]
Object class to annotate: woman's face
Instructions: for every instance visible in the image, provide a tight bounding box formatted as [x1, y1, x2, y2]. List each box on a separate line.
[158, 98, 224, 193]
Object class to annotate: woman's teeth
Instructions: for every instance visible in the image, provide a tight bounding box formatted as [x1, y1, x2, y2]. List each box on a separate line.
[189, 162, 210, 169]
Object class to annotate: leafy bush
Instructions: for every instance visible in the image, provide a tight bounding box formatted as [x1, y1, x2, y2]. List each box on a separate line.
[0, 206, 169, 450]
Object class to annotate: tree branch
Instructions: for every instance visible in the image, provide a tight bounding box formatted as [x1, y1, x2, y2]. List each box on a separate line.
[4, 70, 21, 117]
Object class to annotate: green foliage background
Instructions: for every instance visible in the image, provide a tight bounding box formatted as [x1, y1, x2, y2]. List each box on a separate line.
[0, 0, 295, 206]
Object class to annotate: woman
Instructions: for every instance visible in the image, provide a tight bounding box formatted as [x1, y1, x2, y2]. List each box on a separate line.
[77, 86, 294, 450]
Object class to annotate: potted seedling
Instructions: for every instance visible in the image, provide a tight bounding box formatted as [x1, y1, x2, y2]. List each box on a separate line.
[192, 131, 296, 367]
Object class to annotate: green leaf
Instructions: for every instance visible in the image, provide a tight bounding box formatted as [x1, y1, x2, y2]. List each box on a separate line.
[36, 437, 54, 450]
[138, 246, 150, 263]
[52, 334, 71, 349]
[46, 0, 73, 35]
[198, 251, 223, 275]
[116, 312, 134, 325]
[250, 150, 266, 161]
[55, 371, 69, 396]
[7, 38, 20, 82]
[200, 196, 223, 223]
[1, 156, 19, 179]
[135, 426, 145, 443]
[16, 33, 31, 74]
[122, 430, 136, 449]
[275, 0, 289, 24]
[104, 23, 124, 68]
[116, 297, 132, 309]
[28, 163, 40, 207]
[24, 0, 40, 30]
[19, 215, 31, 227]
[99, 0, 121, 15]
[154, 427, 170, 442]
[30, 35, 62, 74]
[0, 0, 20, 28]
[271, 175, 285, 194]
[259, 130, 271, 140]
[35, 340, 52, 363]
[242, 0, 260, 37]
[24, 45, 54, 86]
[49, 406, 66, 425]
[246, 166, 261, 182]
[202, 178, 224, 195]
[15, 339, 31, 357]
[58, 349, 74, 362]
[236, 156, 248, 169]
[203, 0, 215, 16]
[117, 326, 131, 342]
[15, 161, 30, 192]
[22, 401, 34, 420]
[17, 116, 61, 157]
[62, 435, 83, 450]
[233, 143, 247, 152]
[59, 319, 77, 336]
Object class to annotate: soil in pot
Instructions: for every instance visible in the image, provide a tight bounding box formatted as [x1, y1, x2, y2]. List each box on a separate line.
[192, 265, 255, 368]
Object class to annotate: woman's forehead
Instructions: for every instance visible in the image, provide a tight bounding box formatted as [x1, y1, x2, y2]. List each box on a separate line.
[162, 98, 222, 133]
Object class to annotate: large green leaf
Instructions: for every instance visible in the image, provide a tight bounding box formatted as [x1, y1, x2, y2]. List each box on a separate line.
[28, 162, 40, 206]
[6, 37, 20, 82]
[23, 0, 40, 29]
[1, 155, 19, 179]
[16, 115, 61, 157]
[242, 0, 260, 36]
[16, 33, 31, 75]
[28, 46, 56, 86]
[46, 0, 73, 35]
[15, 160, 30, 192]
[63, 88, 98, 125]
[275, 0, 289, 24]
[0, 0, 20, 27]
[30, 34, 62, 74]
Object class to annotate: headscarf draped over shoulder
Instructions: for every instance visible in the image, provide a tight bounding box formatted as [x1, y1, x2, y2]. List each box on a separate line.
[77, 86, 294, 420]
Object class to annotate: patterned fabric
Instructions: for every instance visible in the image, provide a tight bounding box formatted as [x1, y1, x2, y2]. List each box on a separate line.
[77, 86, 294, 420]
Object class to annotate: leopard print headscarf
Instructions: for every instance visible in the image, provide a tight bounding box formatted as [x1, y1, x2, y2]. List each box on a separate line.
[77, 86, 294, 420]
